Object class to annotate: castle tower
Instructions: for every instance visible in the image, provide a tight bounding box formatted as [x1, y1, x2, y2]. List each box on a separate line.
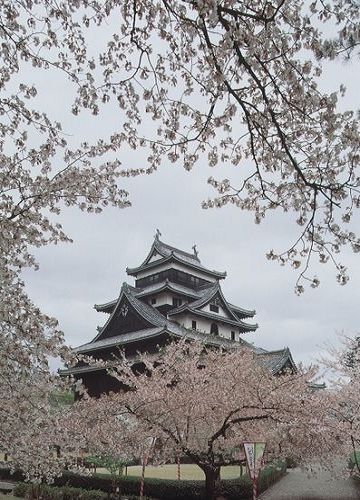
[62, 235, 295, 396]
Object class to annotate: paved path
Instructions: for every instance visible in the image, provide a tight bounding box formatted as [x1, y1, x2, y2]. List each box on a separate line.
[0, 481, 14, 493]
[0, 481, 15, 499]
[259, 468, 360, 499]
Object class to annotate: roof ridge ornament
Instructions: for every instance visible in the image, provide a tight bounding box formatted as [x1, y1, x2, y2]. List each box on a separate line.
[155, 228, 162, 240]
[192, 244, 198, 258]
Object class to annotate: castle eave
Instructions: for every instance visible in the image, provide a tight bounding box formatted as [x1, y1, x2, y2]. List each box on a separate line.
[168, 307, 258, 332]
[127, 254, 226, 279]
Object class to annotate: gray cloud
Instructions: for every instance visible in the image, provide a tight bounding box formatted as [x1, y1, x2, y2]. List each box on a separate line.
[20, 43, 360, 372]
[24, 162, 360, 370]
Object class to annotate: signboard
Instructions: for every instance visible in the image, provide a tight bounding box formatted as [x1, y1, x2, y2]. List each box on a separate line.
[243, 441, 266, 479]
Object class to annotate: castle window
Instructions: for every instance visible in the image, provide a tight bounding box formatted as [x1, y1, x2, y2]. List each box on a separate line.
[151, 297, 156, 305]
[210, 303, 219, 313]
[210, 323, 219, 336]
[192, 320, 197, 330]
[172, 297, 182, 307]
[231, 331, 235, 341]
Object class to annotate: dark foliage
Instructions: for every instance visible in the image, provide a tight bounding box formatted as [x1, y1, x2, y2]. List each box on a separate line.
[1, 461, 286, 500]
[13, 483, 107, 499]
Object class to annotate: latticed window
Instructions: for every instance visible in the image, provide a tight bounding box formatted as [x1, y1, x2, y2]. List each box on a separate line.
[210, 323, 219, 335]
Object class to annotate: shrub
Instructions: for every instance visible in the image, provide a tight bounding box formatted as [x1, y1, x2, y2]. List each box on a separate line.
[4, 461, 286, 500]
[0, 467, 25, 482]
[285, 456, 298, 468]
[12, 483, 108, 500]
[258, 460, 287, 494]
[348, 451, 360, 472]
[13, 482, 28, 497]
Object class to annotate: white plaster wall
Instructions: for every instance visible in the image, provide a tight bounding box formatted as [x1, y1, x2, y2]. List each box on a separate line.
[201, 303, 232, 319]
[149, 292, 173, 306]
[148, 253, 163, 263]
[174, 314, 240, 341]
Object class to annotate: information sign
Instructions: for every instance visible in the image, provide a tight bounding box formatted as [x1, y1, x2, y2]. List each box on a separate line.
[243, 441, 266, 500]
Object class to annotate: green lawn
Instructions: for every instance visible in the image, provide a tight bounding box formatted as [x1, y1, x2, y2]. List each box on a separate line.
[1, 453, 246, 482]
[119, 464, 246, 480]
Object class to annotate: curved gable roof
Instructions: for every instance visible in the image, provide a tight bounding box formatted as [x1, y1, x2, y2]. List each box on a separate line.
[135, 280, 201, 300]
[126, 237, 226, 278]
[92, 283, 166, 342]
[154, 238, 201, 265]
[64, 322, 295, 376]
[168, 282, 257, 331]
[256, 348, 297, 375]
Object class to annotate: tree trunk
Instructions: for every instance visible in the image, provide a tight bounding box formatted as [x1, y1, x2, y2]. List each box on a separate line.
[203, 465, 221, 500]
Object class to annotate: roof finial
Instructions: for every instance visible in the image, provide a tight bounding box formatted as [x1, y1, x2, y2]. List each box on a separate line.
[192, 244, 198, 258]
[155, 228, 162, 240]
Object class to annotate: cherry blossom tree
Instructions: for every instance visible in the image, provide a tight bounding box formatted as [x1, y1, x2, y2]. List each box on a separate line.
[1, 1, 360, 295]
[323, 335, 360, 476]
[1, 0, 360, 481]
[0, 0, 130, 478]
[71, 340, 343, 500]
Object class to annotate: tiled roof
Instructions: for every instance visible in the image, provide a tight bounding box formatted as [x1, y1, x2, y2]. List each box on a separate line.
[63, 322, 295, 376]
[168, 282, 258, 332]
[94, 280, 257, 334]
[92, 283, 166, 342]
[165, 321, 244, 348]
[227, 302, 256, 319]
[256, 348, 296, 375]
[60, 364, 107, 375]
[124, 283, 167, 327]
[154, 238, 201, 265]
[184, 282, 220, 309]
[94, 298, 117, 313]
[167, 283, 215, 315]
[127, 237, 226, 278]
[180, 308, 258, 331]
[94, 281, 201, 313]
[135, 280, 201, 300]
[94, 285, 138, 313]
[75, 327, 165, 353]
[76, 323, 246, 355]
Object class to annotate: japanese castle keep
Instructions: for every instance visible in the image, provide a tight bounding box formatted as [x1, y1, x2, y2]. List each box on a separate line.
[64, 234, 296, 396]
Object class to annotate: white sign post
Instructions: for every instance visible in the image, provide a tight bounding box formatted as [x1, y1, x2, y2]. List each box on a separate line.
[243, 442, 266, 500]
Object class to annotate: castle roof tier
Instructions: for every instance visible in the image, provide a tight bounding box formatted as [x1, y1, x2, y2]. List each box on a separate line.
[126, 236, 227, 282]
[62, 236, 296, 397]
[64, 330, 295, 378]
[95, 281, 256, 322]
[167, 282, 257, 332]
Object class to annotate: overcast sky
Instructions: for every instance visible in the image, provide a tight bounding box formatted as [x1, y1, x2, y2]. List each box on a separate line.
[20, 22, 360, 372]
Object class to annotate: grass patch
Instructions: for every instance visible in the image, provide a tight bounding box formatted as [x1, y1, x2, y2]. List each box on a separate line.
[112, 464, 246, 481]
[0, 461, 285, 500]
[349, 451, 360, 476]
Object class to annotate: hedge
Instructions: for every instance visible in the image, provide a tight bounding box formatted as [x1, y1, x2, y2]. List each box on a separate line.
[348, 451, 360, 471]
[13, 483, 107, 500]
[348, 451, 360, 481]
[13, 482, 156, 500]
[1, 460, 286, 500]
